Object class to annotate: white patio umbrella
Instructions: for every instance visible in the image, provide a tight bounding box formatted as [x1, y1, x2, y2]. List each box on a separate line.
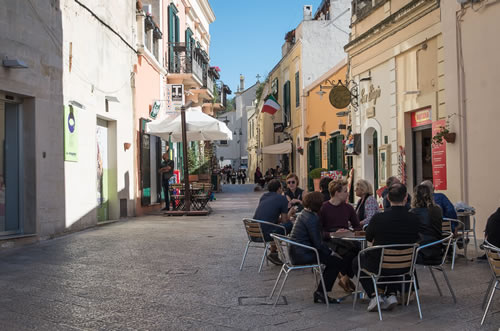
[145, 106, 233, 142]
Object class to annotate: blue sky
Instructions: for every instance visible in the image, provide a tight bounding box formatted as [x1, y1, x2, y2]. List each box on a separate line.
[209, 0, 323, 95]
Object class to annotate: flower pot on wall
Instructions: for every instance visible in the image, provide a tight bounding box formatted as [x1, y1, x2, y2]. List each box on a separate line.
[443, 132, 456, 143]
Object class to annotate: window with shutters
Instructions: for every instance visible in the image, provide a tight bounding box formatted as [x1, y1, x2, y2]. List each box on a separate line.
[327, 134, 345, 173]
[168, 4, 179, 72]
[295, 72, 300, 107]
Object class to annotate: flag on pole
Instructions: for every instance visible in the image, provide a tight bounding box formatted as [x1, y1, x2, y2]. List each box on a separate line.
[261, 95, 280, 115]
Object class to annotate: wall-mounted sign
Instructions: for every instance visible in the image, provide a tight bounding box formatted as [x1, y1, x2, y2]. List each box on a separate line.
[329, 85, 352, 109]
[150, 101, 160, 119]
[273, 122, 284, 132]
[366, 106, 375, 118]
[271, 78, 279, 98]
[432, 120, 447, 190]
[64, 105, 78, 162]
[360, 84, 381, 105]
[165, 84, 184, 113]
[411, 108, 432, 128]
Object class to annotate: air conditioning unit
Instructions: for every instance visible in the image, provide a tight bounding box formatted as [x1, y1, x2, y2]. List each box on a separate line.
[303, 5, 312, 21]
[142, 4, 152, 15]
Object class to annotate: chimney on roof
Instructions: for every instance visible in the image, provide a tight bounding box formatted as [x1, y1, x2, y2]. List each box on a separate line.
[303, 5, 312, 21]
[239, 74, 245, 92]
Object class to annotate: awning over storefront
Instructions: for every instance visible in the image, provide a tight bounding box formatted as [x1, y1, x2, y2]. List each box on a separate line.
[260, 141, 292, 154]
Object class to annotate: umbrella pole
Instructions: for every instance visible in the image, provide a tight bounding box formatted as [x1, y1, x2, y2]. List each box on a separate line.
[181, 104, 191, 212]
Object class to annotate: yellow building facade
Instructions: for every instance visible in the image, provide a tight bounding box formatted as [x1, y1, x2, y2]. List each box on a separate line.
[303, 60, 348, 191]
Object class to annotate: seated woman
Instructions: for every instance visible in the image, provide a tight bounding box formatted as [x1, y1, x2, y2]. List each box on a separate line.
[289, 192, 344, 304]
[354, 179, 380, 227]
[284, 173, 304, 212]
[410, 184, 443, 264]
[319, 179, 362, 292]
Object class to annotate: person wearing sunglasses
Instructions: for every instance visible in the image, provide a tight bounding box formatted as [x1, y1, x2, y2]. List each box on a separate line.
[284, 173, 304, 212]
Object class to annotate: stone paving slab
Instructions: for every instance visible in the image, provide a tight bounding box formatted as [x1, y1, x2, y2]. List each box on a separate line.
[0, 184, 499, 330]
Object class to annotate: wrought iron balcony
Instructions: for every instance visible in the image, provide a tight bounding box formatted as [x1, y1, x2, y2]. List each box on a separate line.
[167, 42, 205, 84]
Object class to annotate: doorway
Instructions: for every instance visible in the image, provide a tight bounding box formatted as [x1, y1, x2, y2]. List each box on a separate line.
[0, 101, 21, 235]
[96, 119, 109, 221]
[412, 125, 433, 187]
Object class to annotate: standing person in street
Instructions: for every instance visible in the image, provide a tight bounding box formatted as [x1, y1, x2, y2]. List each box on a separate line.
[289, 192, 343, 304]
[158, 148, 175, 211]
[254, 167, 263, 185]
[253, 179, 296, 265]
[353, 183, 420, 312]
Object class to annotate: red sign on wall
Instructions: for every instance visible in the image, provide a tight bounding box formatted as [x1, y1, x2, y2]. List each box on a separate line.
[431, 120, 447, 190]
[411, 108, 432, 128]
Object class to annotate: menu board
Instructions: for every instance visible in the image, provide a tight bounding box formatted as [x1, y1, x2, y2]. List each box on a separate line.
[432, 120, 447, 190]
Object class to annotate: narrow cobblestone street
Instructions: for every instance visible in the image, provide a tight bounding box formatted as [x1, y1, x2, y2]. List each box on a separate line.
[0, 185, 498, 330]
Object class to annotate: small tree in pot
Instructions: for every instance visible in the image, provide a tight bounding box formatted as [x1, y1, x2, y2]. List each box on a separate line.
[309, 168, 327, 192]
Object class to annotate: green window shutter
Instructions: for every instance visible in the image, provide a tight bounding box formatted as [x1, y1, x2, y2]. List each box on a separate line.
[168, 5, 175, 70]
[175, 16, 180, 42]
[283, 81, 291, 127]
[327, 139, 332, 170]
[185, 28, 193, 55]
[336, 135, 344, 172]
[314, 139, 321, 169]
[295, 72, 300, 107]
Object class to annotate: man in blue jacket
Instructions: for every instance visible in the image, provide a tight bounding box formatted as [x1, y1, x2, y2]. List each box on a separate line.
[421, 180, 457, 219]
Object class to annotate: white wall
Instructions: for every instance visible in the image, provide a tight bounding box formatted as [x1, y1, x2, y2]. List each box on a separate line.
[300, 0, 351, 88]
[62, 0, 136, 229]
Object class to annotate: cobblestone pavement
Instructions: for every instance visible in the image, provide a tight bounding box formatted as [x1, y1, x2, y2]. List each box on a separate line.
[0, 184, 499, 330]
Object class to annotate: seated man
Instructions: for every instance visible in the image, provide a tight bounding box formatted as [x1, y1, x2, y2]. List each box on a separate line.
[421, 180, 457, 220]
[382, 176, 411, 210]
[253, 179, 295, 265]
[353, 183, 420, 312]
[319, 179, 361, 292]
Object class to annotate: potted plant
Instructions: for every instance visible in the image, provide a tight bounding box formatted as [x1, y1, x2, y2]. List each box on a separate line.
[309, 168, 327, 192]
[297, 146, 304, 155]
[432, 125, 456, 145]
[432, 114, 457, 145]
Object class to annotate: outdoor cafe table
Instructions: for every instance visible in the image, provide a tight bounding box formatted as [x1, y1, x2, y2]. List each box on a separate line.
[330, 231, 367, 250]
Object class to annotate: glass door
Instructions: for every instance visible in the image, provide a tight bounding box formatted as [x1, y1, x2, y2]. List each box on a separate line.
[0, 101, 21, 235]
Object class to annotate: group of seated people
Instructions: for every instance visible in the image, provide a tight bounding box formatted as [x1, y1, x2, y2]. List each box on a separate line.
[252, 174, 473, 312]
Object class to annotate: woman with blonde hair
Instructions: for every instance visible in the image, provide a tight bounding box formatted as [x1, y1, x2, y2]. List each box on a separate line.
[354, 179, 380, 226]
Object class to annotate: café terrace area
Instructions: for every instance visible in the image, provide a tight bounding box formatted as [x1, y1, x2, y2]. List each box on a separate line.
[0, 184, 498, 330]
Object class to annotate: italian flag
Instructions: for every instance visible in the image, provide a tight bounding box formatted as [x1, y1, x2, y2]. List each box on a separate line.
[261, 95, 280, 115]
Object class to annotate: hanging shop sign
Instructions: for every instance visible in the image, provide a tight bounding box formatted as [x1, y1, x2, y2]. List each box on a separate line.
[165, 84, 184, 113]
[64, 105, 78, 162]
[432, 120, 447, 190]
[329, 84, 352, 109]
[411, 108, 432, 128]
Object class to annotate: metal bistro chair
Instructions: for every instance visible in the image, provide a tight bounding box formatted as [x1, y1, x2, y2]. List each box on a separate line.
[268, 233, 330, 308]
[481, 243, 500, 325]
[353, 243, 421, 321]
[458, 211, 479, 258]
[411, 232, 457, 304]
[442, 218, 466, 269]
[240, 218, 286, 273]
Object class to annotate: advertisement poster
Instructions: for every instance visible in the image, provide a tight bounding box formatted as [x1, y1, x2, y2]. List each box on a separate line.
[64, 105, 78, 162]
[432, 120, 447, 190]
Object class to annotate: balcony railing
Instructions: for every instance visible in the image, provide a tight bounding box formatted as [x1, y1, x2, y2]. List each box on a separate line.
[167, 42, 205, 84]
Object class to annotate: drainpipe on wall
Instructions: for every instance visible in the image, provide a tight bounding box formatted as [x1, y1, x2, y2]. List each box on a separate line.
[456, 9, 468, 203]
